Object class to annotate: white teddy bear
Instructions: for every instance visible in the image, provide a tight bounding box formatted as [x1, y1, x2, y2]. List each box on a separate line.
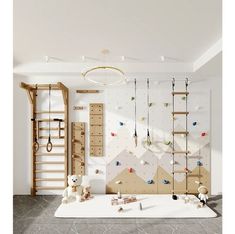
[62, 175, 83, 204]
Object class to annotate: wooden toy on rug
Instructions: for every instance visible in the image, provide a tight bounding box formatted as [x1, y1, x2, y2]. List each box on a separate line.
[111, 195, 137, 206]
[80, 186, 93, 202]
[62, 175, 83, 204]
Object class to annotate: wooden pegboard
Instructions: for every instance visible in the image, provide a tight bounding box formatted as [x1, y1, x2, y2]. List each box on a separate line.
[71, 122, 85, 175]
[90, 103, 103, 156]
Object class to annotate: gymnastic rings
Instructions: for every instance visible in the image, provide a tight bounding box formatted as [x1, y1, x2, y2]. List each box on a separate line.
[33, 138, 39, 152]
[46, 136, 53, 152]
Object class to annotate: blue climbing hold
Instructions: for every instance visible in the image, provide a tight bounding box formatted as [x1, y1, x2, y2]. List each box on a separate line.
[162, 179, 170, 184]
[119, 122, 124, 126]
[147, 179, 154, 184]
[116, 161, 120, 166]
[197, 161, 203, 166]
[193, 122, 197, 126]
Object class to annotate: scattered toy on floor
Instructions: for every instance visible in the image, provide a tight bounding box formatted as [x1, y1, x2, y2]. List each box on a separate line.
[139, 202, 143, 210]
[162, 179, 170, 184]
[80, 185, 93, 202]
[111, 196, 137, 205]
[62, 175, 83, 204]
[183, 196, 190, 204]
[198, 185, 209, 206]
[172, 194, 178, 200]
[147, 179, 154, 184]
[193, 121, 197, 126]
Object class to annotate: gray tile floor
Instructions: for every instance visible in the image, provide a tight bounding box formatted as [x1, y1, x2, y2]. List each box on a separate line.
[13, 195, 222, 234]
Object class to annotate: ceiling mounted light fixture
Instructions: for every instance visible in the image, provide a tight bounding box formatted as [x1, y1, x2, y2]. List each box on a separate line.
[82, 49, 127, 86]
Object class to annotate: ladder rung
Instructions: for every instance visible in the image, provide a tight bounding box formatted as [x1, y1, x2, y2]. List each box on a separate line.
[35, 161, 64, 164]
[35, 111, 65, 114]
[37, 119, 64, 122]
[187, 174, 203, 177]
[76, 90, 99, 93]
[39, 136, 64, 139]
[35, 153, 65, 156]
[38, 127, 65, 131]
[35, 170, 65, 173]
[173, 170, 191, 173]
[171, 151, 190, 154]
[172, 112, 189, 115]
[172, 92, 189, 95]
[35, 178, 65, 181]
[36, 186, 65, 190]
[39, 144, 65, 147]
[172, 131, 189, 135]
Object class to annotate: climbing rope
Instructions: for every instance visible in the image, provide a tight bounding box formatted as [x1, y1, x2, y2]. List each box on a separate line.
[146, 78, 151, 146]
[33, 84, 39, 152]
[133, 79, 138, 147]
[46, 84, 53, 152]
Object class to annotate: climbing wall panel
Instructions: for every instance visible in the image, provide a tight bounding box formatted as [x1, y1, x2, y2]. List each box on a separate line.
[90, 103, 103, 156]
[71, 122, 85, 175]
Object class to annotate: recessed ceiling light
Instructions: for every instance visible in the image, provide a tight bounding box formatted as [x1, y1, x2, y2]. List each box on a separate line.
[121, 56, 125, 61]
[45, 56, 50, 63]
[160, 56, 165, 62]
[81, 55, 85, 61]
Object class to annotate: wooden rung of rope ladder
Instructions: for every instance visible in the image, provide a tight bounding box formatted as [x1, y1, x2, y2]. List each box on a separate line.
[38, 127, 65, 131]
[36, 186, 65, 190]
[37, 119, 64, 122]
[172, 131, 189, 135]
[171, 150, 190, 154]
[35, 161, 64, 165]
[173, 170, 191, 173]
[35, 170, 65, 173]
[172, 92, 189, 95]
[35, 178, 65, 182]
[172, 112, 189, 115]
[76, 90, 99, 93]
[39, 136, 64, 139]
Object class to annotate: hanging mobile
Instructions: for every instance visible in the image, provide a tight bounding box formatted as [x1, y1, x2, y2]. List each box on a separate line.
[32, 84, 39, 152]
[146, 78, 151, 146]
[133, 79, 138, 147]
[46, 84, 53, 152]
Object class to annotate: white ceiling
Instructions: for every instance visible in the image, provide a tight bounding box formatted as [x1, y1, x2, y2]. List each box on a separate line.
[14, 0, 222, 65]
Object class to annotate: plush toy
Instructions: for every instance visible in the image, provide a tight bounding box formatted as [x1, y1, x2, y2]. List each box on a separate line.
[80, 185, 93, 201]
[62, 175, 83, 204]
[198, 185, 209, 206]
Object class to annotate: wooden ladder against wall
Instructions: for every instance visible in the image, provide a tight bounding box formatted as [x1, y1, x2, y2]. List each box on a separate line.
[20, 82, 69, 196]
[171, 78, 190, 199]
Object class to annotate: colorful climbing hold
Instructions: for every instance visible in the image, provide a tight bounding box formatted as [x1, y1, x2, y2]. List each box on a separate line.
[149, 102, 153, 107]
[119, 122, 124, 126]
[197, 161, 203, 166]
[131, 97, 135, 101]
[164, 141, 172, 145]
[116, 161, 120, 166]
[201, 132, 206, 137]
[140, 117, 145, 121]
[193, 121, 197, 126]
[184, 168, 190, 173]
[147, 179, 154, 184]
[115, 180, 122, 184]
[128, 167, 133, 173]
[111, 132, 116, 137]
[170, 160, 175, 165]
[162, 179, 170, 184]
[140, 160, 146, 165]
[95, 169, 99, 174]
[195, 106, 201, 111]
[181, 96, 186, 101]
[164, 103, 169, 107]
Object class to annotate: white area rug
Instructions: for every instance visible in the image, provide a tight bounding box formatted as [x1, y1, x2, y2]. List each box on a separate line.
[55, 194, 217, 218]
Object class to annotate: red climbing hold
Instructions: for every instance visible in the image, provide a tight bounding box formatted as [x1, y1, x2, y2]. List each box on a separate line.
[128, 167, 133, 173]
[201, 132, 206, 137]
[111, 132, 116, 136]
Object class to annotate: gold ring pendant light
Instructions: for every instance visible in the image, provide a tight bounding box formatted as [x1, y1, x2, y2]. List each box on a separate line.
[82, 50, 127, 86]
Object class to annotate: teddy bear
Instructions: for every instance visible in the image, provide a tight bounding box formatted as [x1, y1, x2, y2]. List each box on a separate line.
[197, 185, 209, 207]
[80, 185, 93, 202]
[62, 175, 83, 204]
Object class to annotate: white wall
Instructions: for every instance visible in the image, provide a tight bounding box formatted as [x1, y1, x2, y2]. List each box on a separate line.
[13, 75, 222, 195]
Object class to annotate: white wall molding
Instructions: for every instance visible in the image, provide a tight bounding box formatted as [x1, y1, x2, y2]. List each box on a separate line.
[193, 39, 222, 72]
